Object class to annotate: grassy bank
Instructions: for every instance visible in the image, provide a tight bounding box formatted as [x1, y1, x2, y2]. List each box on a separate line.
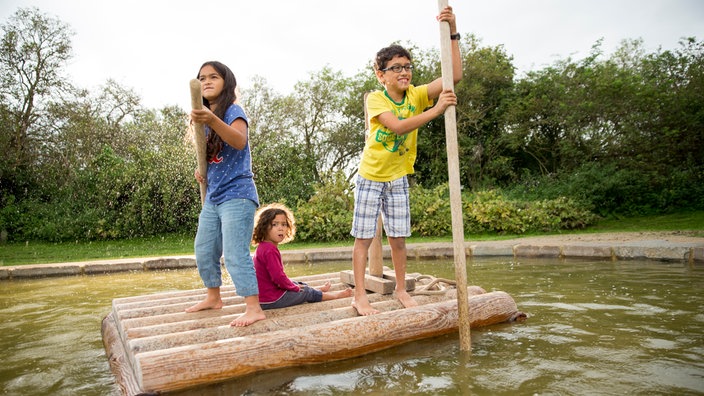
[1, 211, 702, 266]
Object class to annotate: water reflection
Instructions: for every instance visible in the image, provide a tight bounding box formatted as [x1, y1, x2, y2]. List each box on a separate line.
[1, 258, 703, 395]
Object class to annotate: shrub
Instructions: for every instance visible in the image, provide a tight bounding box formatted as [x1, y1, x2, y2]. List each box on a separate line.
[410, 183, 453, 236]
[465, 189, 598, 235]
[294, 173, 355, 242]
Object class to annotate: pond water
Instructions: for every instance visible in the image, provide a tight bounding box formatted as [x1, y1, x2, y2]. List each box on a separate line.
[1, 257, 703, 395]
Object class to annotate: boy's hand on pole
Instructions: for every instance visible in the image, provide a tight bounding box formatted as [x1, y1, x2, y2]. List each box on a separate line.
[436, 6, 456, 32]
[436, 90, 458, 113]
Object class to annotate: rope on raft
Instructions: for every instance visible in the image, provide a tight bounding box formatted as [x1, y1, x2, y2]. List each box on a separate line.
[411, 275, 457, 295]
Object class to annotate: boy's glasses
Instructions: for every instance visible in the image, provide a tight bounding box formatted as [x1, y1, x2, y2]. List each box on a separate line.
[381, 64, 414, 73]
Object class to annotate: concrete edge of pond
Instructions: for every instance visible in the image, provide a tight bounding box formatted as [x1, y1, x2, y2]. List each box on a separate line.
[2, 233, 703, 280]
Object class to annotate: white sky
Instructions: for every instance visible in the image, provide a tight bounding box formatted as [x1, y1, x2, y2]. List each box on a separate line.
[1, 0, 702, 111]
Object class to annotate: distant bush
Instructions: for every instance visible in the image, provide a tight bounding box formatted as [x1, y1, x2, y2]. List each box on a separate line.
[294, 181, 600, 241]
[294, 173, 355, 242]
[506, 162, 704, 217]
[410, 183, 453, 236]
[466, 189, 598, 235]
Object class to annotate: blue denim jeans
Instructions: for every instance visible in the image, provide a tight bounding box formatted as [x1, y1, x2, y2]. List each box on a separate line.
[194, 198, 259, 297]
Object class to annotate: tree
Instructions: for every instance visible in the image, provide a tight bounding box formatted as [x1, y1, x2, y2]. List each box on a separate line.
[242, 69, 369, 206]
[242, 76, 318, 205]
[0, 7, 73, 175]
[414, 37, 516, 189]
[290, 66, 363, 180]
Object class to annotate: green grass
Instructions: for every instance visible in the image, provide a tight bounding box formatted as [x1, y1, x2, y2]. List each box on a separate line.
[1, 211, 702, 266]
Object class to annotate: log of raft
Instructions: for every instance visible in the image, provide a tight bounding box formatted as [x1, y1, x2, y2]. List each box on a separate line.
[102, 271, 525, 395]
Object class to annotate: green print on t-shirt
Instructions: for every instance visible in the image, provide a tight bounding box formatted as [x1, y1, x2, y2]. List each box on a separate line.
[375, 129, 408, 155]
[372, 97, 416, 155]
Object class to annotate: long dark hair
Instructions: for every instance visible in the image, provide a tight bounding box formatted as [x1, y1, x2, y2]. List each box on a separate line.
[197, 61, 238, 160]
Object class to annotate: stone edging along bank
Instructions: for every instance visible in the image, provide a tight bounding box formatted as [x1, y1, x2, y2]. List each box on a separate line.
[2, 236, 703, 280]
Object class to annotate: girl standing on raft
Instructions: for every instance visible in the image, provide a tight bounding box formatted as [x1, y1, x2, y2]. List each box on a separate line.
[185, 61, 265, 327]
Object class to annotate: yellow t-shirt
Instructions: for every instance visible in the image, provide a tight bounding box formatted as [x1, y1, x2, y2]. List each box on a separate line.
[359, 84, 432, 182]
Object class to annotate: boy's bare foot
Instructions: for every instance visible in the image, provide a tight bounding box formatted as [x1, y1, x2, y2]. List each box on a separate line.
[395, 289, 418, 308]
[185, 298, 223, 313]
[230, 310, 266, 327]
[352, 297, 379, 316]
[318, 281, 332, 292]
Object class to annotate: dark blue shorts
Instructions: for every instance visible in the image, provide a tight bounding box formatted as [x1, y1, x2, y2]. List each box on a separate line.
[260, 282, 323, 310]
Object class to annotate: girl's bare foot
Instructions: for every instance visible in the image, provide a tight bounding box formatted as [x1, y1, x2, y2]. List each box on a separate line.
[230, 310, 266, 327]
[185, 298, 223, 313]
[318, 281, 332, 292]
[323, 287, 353, 301]
[395, 289, 418, 308]
[335, 288, 353, 298]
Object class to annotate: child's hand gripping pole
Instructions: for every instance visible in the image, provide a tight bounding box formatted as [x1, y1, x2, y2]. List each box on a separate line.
[190, 79, 208, 205]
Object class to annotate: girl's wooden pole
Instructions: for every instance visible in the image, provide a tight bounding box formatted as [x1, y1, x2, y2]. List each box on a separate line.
[437, 0, 470, 352]
[190, 79, 208, 205]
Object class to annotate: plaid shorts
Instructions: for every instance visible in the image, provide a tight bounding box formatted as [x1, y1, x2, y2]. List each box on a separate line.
[351, 175, 411, 239]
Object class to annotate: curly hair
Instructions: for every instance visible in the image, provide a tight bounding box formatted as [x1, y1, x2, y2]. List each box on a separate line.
[196, 60, 238, 161]
[252, 203, 296, 245]
[374, 44, 412, 71]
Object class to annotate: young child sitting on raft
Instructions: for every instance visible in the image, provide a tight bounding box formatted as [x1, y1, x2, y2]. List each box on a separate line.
[253, 203, 353, 310]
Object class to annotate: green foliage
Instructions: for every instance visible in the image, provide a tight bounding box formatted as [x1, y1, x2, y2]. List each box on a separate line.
[466, 190, 598, 234]
[1, 8, 74, 196]
[410, 186, 598, 236]
[507, 162, 704, 216]
[294, 173, 355, 242]
[251, 140, 317, 207]
[1, 8, 702, 245]
[409, 183, 453, 236]
[3, 141, 200, 242]
[502, 37, 704, 216]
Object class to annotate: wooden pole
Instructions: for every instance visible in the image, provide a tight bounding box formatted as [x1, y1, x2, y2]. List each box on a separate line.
[437, 0, 470, 352]
[364, 91, 385, 277]
[368, 217, 384, 277]
[189, 79, 208, 205]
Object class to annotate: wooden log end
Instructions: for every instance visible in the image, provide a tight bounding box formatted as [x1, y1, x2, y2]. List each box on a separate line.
[339, 270, 398, 294]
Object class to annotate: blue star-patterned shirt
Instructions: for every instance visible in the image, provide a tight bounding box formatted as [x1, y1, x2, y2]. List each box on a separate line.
[205, 103, 259, 207]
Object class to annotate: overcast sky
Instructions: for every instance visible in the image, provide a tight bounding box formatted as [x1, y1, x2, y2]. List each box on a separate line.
[1, 0, 702, 111]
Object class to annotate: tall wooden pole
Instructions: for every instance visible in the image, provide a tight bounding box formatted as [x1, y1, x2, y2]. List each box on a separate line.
[437, 0, 471, 352]
[190, 79, 208, 205]
[364, 92, 385, 277]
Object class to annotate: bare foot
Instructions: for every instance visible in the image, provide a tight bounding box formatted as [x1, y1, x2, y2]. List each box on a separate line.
[352, 296, 379, 316]
[317, 281, 332, 292]
[395, 289, 418, 308]
[337, 288, 353, 298]
[230, 310, 266, 327]
[185, 298, 223, 313]
[331, 288, 353, 299]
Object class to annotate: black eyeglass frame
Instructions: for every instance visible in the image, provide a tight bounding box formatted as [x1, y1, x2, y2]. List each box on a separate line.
[381, 64, 414, 73]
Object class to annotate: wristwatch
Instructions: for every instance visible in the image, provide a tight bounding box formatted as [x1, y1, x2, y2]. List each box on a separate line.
[450, 32, 461, 41]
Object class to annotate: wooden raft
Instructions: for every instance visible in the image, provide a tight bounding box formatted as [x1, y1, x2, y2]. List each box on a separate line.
[102, 271, 525, 395]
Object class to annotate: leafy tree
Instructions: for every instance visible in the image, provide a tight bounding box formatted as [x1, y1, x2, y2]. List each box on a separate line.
[504, 38, 704, 214]
[242, 77, 318, 206]
[0, 7, 74, 239]
[243, 69, 369, 206]
[413, 36, 515, 189]
[0, 7, 73, 179]
[290, 66, 362, 180]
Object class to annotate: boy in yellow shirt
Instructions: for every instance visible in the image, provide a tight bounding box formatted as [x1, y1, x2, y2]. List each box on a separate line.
[351, 6, 463, 315]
